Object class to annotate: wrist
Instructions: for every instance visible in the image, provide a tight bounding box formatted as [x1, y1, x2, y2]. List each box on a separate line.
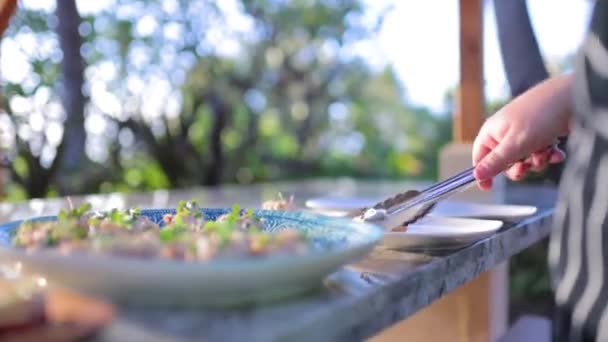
[520, 74, 574, 137]
[553, 74, 575, 135]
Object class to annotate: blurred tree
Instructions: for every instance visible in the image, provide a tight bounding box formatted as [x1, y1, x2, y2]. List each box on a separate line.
[105, 0, 448, 188]
[0, 5, 63, 198]
[0, 0, 450, 199]
[0, 1, 98, 199]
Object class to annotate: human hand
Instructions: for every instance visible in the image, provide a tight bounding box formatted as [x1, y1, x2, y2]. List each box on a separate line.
[472, 75, 573, 190]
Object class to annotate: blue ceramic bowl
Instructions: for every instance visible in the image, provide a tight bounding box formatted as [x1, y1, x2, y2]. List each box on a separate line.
[0, 208, 383, 308]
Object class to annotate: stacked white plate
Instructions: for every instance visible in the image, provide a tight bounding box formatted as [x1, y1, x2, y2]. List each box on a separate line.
[305, 196, 538, 251]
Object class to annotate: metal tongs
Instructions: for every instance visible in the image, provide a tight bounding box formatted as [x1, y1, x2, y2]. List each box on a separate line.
[349, 144, 559, 230]
[349, 167, 476, 230]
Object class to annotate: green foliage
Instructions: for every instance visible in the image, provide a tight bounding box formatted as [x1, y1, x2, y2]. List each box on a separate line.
[0, 0, 451, 200]
[509, 240, 554, 318]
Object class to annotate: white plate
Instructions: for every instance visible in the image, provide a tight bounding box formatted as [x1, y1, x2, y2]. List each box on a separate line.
[305, 196, 537, 221]
[382, 217, 503, 250]
[429, 202, 537, 221]
[305, 196, 380, 212]
[0, 208, 383, 308]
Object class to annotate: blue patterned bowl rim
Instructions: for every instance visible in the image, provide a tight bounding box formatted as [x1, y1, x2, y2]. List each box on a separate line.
[0, 208, 384, 265]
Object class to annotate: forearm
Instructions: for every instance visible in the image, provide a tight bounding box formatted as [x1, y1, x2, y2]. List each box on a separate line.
[505, 74, 574, 137]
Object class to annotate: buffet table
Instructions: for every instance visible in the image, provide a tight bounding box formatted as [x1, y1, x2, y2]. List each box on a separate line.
[0, 179, 558, 341]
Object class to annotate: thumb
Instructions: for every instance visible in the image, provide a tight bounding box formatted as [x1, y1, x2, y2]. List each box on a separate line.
[474, 138, 521, 181]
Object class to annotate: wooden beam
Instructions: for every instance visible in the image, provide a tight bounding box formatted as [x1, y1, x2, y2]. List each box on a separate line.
[0, 0, 16, 35]
[455, 0, 485, 142]
[370, 270, 494, 342]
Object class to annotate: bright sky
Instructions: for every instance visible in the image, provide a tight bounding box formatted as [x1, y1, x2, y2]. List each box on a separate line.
[366, 0, 593, 111]
[6, 0, 595, 113]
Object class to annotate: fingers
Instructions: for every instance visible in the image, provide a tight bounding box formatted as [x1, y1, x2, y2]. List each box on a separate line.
[474, 134, 521, 182]
[529, 149, 550, 172]
[472, 134, 499, 191]
[474, 140, 566, 188]
[505, 161, 531, 181]
[472, 133, 496, 170]
[472, 143, 492, 167]
[502, 146, 567, 183]
[523, 146, 566, 173]
[477, 179, 493, 191]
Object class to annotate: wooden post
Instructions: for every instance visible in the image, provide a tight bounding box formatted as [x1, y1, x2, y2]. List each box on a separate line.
[370, 271, 495, 342]
[0, 0, 16, 34]
[455, 0, 485, 142]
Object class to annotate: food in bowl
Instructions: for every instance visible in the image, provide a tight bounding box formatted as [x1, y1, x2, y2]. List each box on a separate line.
[261, 193, 295, 210]
[11, 200, 309, 261]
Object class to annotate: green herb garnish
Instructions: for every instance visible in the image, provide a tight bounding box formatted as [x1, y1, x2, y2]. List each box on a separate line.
[87, 217, 101, 227]
[104, 207, 141, 227]
[159, 225, 187, 243]
[50, 219, 86, 242]
[203, 220, 217, 232]
[46, 234, 58, 246]
[215, 222, 233, 247]
[159, 215, 189, 243]
[11, 221, 33, 246]
[227, 204, 241, 223]
[176, 199, 202, 218]
[58, 203, 92, 221]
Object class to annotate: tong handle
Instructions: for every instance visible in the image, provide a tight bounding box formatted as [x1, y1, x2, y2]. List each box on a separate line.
[386, 167, 475, 216]
[392, 141, 558, 216]
[358, 143, 558, 229]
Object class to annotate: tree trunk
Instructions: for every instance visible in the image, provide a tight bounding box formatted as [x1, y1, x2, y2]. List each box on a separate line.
[55, 0, 86, 173]
[494, 0, 548, 97]
[205, 91, 229, 186]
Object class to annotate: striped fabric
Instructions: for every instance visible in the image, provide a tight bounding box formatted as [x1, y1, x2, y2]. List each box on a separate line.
[548, 1, 608, 341]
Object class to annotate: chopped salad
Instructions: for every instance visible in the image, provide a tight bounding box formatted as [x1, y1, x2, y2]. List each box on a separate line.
[11, 199, 308, 261]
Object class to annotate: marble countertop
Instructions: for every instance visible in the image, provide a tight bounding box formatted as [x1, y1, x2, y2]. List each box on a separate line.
[0, 180, 558, 341]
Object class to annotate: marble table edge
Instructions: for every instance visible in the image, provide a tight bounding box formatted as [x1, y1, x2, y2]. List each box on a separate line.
[283, 209, 555, 342]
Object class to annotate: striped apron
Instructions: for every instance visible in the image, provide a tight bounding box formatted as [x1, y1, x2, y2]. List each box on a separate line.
[549, 1, 608, 341]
